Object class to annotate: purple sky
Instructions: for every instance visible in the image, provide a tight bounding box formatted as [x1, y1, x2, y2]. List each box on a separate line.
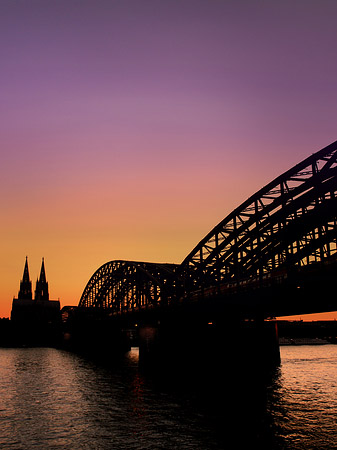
[1, 0, 336, 316]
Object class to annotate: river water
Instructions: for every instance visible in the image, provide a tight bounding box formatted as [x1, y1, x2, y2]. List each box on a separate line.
[0, 345, 336, 449]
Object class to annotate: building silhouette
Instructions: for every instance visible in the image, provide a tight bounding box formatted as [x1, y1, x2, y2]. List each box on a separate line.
[10, 257, 61, 346]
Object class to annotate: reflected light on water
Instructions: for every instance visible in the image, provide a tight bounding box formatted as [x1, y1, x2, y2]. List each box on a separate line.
[0, 345, 336, 449]
[126, 346, 140, 364]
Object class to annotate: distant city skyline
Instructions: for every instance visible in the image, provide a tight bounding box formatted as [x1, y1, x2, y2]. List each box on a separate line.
[1, 0, 337, 319]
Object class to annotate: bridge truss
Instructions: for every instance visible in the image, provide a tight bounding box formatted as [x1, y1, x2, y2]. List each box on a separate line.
[180, 140, 337, 295]
[78, 260, 179, 311]
[78, 141, 337, 311]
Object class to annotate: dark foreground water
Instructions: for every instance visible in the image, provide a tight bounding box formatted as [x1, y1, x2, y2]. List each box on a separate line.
[0, 345, 336, 449]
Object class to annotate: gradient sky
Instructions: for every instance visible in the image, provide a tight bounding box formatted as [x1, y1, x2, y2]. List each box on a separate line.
[1, 0, 336, 319]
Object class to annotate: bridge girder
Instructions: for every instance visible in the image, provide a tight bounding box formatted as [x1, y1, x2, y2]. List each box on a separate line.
[179, 141, 337, 294]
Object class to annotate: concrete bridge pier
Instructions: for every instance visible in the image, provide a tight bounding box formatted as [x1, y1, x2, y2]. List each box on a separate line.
[235, 319, 280, 368]
[63, 312, 132, 358]
[138, 317, 280, 375]
[138, 320, 193, 371]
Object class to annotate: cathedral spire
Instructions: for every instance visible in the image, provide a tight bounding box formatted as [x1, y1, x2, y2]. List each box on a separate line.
[35, 258, 49, 301]
[23, 256, 30, 282]
[39, 257, 46, 284]
[18, 257, 32, 300]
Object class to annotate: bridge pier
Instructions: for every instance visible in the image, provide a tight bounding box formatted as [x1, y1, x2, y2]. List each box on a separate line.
[62, 310, 131, 358]
[236, 319, 280, 368]
[138, 317, 280, 376]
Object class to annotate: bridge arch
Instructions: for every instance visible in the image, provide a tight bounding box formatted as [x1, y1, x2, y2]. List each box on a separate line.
[78, 141, 337, 309]
[78, 260, 179, 312]
[179, 141, 337, 294]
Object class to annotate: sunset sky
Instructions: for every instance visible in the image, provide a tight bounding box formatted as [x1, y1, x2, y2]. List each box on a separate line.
[1, 0, 336, 319]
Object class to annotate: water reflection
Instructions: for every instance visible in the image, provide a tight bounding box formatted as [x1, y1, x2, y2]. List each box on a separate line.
[0, 346, 336, 449]
[275, 345, 337, 450]
[127, 347, 287, 449]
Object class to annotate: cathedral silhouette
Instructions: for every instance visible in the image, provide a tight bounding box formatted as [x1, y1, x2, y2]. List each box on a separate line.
[16, 256, 50, 302]
[11, 258, 61, 344]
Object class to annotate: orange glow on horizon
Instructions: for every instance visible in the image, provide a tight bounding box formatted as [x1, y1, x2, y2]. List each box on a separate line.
[277, 312, 337, 322]
[1, 1, 337, 320]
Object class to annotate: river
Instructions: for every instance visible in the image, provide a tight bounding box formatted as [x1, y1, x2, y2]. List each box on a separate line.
[0, 345, 336, 449]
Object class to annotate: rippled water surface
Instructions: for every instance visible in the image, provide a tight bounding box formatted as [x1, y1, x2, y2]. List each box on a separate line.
[0, 345, 336, 449]
[276, 345, 337, 449]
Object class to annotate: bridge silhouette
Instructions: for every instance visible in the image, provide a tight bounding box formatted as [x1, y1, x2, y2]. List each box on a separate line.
[67, 141, 337, 369]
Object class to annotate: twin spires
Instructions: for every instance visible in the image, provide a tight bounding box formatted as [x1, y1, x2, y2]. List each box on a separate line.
[18, 257, 49, 301]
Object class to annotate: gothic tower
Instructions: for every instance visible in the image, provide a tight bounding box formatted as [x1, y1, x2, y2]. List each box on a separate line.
[35, 258, 49, 301]
[18, 256, 32, 300]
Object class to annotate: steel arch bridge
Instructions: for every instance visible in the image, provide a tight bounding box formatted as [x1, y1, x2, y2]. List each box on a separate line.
[79, 260, 179, 311]
[179, 140, 337, 295]
[79, 140, 337, 312]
